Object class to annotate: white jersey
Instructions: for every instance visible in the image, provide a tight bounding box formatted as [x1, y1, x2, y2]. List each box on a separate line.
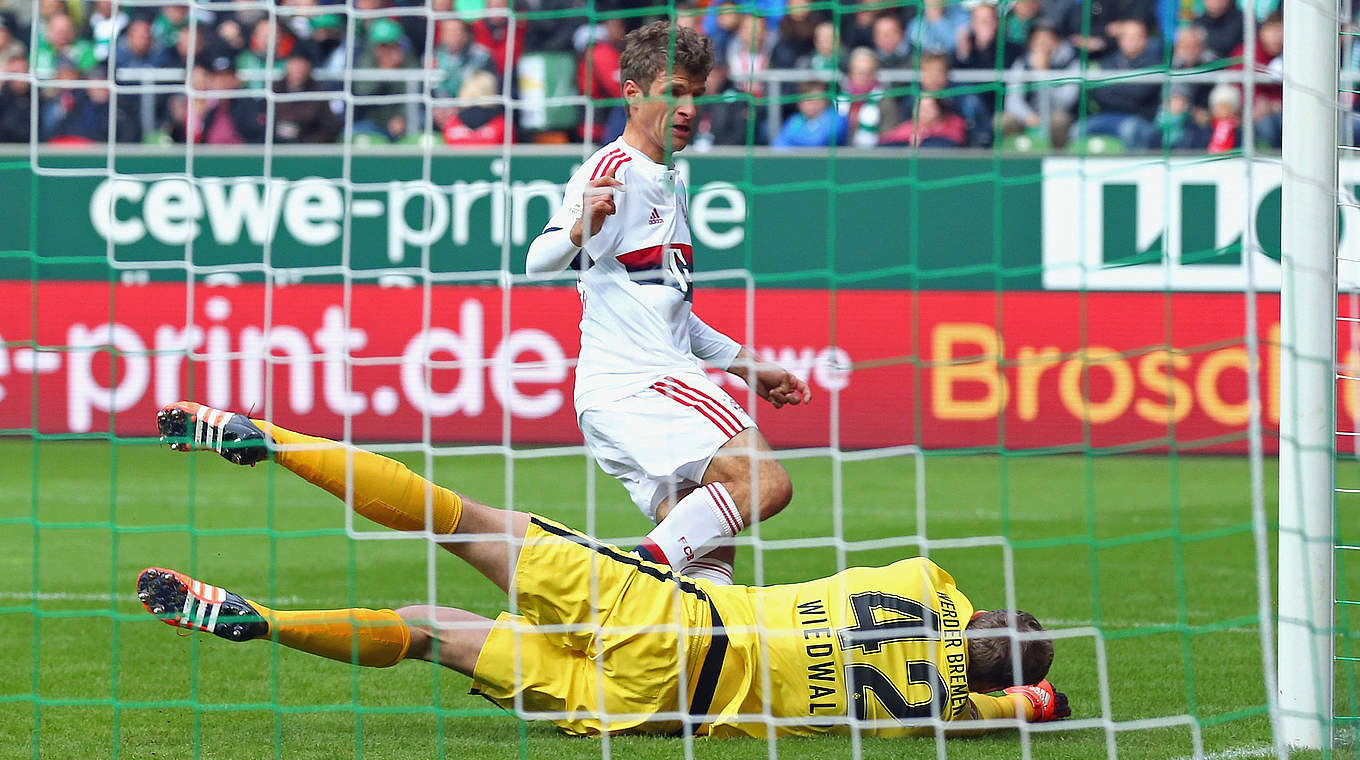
[542, 138, 738, 414]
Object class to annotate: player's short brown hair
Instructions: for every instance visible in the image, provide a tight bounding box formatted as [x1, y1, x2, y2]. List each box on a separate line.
[618, 20, 715, 95]
[965, 610, 1054, 688]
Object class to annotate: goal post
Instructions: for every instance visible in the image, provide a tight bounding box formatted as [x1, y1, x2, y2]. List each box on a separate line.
[1279, 0, 1339, 748]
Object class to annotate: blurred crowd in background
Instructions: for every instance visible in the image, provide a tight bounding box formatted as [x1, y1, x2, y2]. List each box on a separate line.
[0, 0, 1302, 152]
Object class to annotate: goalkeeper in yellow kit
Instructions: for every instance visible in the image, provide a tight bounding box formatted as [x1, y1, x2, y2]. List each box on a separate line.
[137, 402, 1070, 737]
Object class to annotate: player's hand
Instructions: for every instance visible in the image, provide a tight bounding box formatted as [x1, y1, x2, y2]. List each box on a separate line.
[572, 171, 624, 246]
[751, 364, 812, 409]
[1004, 679, 1071, 722]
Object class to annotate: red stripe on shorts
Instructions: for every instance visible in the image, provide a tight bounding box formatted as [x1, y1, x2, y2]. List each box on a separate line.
[651, 380, 739, 438]
[661, 376, 745, 435]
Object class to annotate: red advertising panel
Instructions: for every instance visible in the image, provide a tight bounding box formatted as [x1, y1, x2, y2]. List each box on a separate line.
[0, 282, 1328, 452]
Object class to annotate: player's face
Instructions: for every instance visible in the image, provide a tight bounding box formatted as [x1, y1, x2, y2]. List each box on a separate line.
[631, 70, 705, 158]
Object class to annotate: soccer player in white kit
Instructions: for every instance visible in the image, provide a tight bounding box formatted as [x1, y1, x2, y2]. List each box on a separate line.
[525, 21, 811, 585]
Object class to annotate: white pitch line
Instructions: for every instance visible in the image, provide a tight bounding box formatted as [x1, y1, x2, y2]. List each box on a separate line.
[1170, 744, 1277, 760]
[1044, 618, 1258, 634]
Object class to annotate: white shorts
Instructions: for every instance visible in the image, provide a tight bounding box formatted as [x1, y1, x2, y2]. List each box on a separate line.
[579, 372, 755, 521]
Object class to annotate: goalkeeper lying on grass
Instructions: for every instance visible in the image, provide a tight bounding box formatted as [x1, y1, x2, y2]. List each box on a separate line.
[137, 401, 1071, 737]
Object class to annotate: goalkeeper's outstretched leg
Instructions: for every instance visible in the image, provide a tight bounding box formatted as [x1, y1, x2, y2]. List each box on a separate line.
[137, 566, 493, 675]
[157, 401, 529, 593]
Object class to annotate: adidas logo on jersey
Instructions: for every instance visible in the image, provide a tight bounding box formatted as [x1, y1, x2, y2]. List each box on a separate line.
[648, 208, 663, 225]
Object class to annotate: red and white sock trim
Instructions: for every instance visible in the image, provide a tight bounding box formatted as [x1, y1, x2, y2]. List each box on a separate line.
[703, 482, 744, 537]
[682, 557, 735, 585]
[636, 537, 670, 566]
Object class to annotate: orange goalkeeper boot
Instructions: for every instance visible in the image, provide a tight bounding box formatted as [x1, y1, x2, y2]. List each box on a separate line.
[136, 567, 268, 643]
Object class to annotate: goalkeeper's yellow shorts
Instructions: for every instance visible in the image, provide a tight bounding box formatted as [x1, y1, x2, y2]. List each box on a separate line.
[469, 516, 728, 736]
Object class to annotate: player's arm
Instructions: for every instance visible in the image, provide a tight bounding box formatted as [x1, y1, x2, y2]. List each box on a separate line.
[727, 345, 812, 409]
[525, 169, 624, 277]
[686, 315, 810, 408]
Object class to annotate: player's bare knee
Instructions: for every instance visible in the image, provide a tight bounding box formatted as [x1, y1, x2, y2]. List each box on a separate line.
[754, 462, 793, 521]
[395, 605, 435, 661]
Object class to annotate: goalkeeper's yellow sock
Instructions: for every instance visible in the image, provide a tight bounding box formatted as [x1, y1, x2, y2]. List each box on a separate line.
[252, 421, 462, 534]
[249, 601, 410, 668]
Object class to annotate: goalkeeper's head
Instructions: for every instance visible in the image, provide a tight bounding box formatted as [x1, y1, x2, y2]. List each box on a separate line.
[963, 610, 1055, 692]
[619, 20, 715, 157]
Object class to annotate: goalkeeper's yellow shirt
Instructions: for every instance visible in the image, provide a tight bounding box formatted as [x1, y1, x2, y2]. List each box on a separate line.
[703, 557, 975, 737]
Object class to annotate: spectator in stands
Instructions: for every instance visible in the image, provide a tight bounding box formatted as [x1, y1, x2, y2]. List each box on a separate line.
[1082, 18, 1161, 148]
[0, 17, 28, 67]
[771, 0, 825, 69]
[955, 3, 1023, 70]
[42, 65, 140, 144]
[881, 93, 968, 147]
[434, 19, 495, 100]
[151, 5, 188, 52]
[309, 14, 348, 74]
[918, 51, 993, 145]
[1060, 0, 1160, 56]
[1231, 11, 1283, 148]
[34, 13, 96, 78]
[1171, 24, 1214, 111]
[677, 3, 706, 37]
[274, 47, 341, 144]
[154, 25, 204, 71]
[115, 19, 159, 71]
[215, 18, 247, 57]
[162, 65, 204, 143]
[1195, 0, 1244, 60]
[1205, 82, 1241, 153]
[440, 69, 506, 146]
[89, 0, 128, 64]
[473, 0, 526, 75]
[354, 18, 415, 138]
[704, 1, 745, 65]
[841, 2, 880, 51]
[195, 55, 267, 144]
[1157, 85, 1211, 149]
[694, 61, 750, 149]
[872, 13, 912, 69]
[1004, 0, 1044, 45]
[772, 80, 846, 148]
[1001, 22, 1078, 148]
[237, 18, 294, 90]
[281, 0, 319, 42]
[728, 13, 774, 98]
[840, 46, 900, 147]
[523, 0, 582, 55]
[352, 0, 390, 45]
[38, 60, 80, 136]
[0, 57, 32, 142]
[907, 0, 968, 56]
[307, 15, 350, 75]
[576, 18, 625, 144]
[809, 21, 842, 72]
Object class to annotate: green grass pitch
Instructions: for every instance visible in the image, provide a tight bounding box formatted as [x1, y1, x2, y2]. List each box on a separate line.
[0, 437, 1316, 759]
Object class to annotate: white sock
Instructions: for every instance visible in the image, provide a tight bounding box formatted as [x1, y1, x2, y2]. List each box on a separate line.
[681, 556, 735, 586]
[637, 483, 744, 567]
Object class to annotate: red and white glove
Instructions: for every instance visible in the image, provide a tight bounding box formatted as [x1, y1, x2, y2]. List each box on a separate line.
[1004, 679, 1071, 722]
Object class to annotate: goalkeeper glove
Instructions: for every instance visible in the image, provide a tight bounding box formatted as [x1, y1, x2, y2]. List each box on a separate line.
[1004, 679, 1071, 722]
